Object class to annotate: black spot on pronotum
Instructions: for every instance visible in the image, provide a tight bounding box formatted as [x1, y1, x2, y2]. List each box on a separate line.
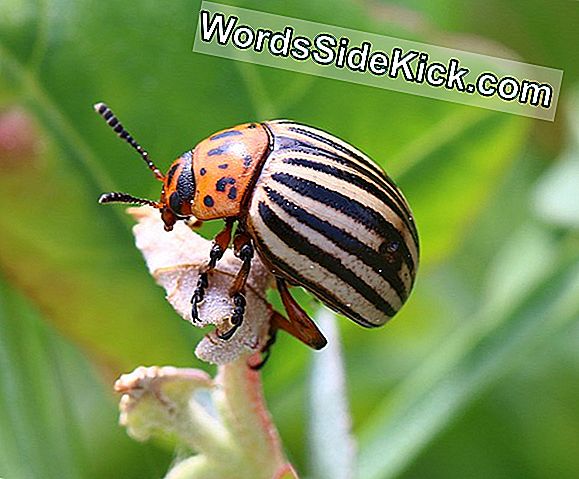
[210, 130, 243, 141]
[200, 167, 207, 176]
[203, 195, 214, 207]
[248, 123, 257, 129]
[243, 155, 252, 168]
[228, 186, 238, 200]
[216, 177, 236, 192]
[218, 163, 229, 169]
[208, 144, 232, 156]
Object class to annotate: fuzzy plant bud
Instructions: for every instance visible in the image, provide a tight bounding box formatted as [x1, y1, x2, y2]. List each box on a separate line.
[128, 206, 274, 364]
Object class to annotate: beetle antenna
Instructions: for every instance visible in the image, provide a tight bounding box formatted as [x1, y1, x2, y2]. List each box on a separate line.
[93, 102, 165, 181]
[98, 191, 161, 208]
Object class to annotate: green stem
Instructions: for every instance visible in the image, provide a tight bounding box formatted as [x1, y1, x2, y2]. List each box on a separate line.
[214, 355, 287, 475]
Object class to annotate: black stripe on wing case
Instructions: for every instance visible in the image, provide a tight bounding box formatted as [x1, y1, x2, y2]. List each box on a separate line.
[273, 132, 419, 248]
[282, 155, 419, 249]
[271, 172, 416, 273]
[258, 201, 398, 317]
[253, 238, 378, 327]
[264, 186, 408, 302]
[287, 125, 386, 178]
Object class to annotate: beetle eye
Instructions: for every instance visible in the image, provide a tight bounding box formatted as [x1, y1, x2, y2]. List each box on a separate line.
[169, 191, 183, 215]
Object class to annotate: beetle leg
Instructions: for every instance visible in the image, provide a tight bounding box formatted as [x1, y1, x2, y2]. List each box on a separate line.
[251, 294, 330, 368]
[191, 218, 234, 321]
[216, 232, 254, 340]
[216, 294, 246, 340]
[229, 232, 254, 296]
[249, 319, 279, 370]
[275, 278, 327, 350]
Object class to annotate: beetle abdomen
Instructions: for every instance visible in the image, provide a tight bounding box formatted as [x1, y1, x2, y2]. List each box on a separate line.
[246, 121, 419, 327]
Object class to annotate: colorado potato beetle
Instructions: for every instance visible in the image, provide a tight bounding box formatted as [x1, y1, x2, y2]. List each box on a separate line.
[95, 102, 419, 352]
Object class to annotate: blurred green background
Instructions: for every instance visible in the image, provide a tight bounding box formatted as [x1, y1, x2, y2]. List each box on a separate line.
[1, 0, 578, 478]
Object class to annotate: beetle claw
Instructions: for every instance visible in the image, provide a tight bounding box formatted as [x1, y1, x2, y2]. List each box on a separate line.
[216, 293, 246, 341]
[250, 326, 278, 370]
[230, 293, 246, 325]
[191, 298, 201, 322]
[216, 323, 239, 341]
[191, 273, 209, 322]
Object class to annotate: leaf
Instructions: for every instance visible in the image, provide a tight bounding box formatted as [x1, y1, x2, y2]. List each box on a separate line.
[0, 104, 195, 370]
[0, 277, 84, 479]
[357, 227, 579, 479]
[535, 151, 579, 228]
[308, 309, 357, 479]
[0, 273, 171, 479]
[397, 110, 529, 264]
[534, 87, 579, 228]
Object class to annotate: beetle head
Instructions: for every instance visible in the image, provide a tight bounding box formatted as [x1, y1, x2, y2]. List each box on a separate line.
[158, 152, 195, 231]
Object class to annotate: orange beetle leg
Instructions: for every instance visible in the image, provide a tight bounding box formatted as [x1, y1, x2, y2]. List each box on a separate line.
[191, 218, 235, 321]
[275, 278, 327, 350]
[229, 230, 254, 296]
[251, 278, 329, 369]
[217, 231, 254, 340]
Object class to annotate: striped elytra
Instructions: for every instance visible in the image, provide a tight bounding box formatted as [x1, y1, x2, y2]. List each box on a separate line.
[95, 103, 419, 356]
[247, 121, 419, 328]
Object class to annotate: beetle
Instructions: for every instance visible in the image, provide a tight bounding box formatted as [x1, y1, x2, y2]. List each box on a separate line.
[95, 102, 419, 352]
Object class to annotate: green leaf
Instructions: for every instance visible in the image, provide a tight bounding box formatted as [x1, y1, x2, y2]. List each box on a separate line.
[534, 87, 579, 228]
[0, 278, 84, 478]
[357, 227, 579, 479]
[0, 273, 171, 479]
[397, 110, 529, 264]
